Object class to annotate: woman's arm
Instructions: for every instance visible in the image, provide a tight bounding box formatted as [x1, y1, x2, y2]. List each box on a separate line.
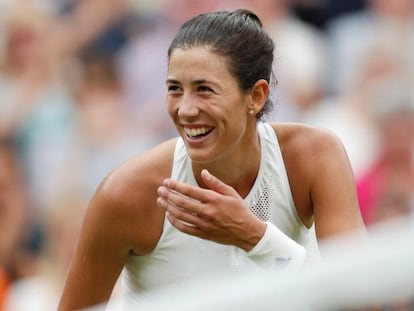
[58, 141, 173, 310]
[275, 123, 365, 240]
[306, 128, 365, 240]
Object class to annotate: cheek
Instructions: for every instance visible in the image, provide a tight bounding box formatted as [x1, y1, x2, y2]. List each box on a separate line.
[223, 97, 248, 119]
[221, 105, 248, 134]
[166, 98, 177, 118]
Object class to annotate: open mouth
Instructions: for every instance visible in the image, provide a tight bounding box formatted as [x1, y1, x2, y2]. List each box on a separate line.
[184, 126, 214, 139]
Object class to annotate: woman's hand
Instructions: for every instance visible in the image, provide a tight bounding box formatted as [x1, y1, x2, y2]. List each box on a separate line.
[156, 169, 266, 251]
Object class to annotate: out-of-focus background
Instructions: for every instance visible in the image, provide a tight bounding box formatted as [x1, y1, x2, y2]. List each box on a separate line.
[0, 0, 413, 310]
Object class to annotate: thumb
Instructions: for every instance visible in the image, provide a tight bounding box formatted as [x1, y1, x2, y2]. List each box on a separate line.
[201, 169, 237, 196]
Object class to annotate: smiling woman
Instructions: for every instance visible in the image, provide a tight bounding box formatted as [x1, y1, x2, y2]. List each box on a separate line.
[58, 9, 365, 311]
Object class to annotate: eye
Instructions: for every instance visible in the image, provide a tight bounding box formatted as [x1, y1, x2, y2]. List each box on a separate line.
[167, 85, 182, 94]
[197, 85, 213, 93]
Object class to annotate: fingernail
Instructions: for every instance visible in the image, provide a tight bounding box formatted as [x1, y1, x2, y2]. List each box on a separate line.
[157, 197, 165, 207]
[202, 169, 211, 180]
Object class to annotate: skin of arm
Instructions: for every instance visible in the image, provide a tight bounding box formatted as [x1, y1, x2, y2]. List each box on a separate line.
[58, 139, 175, 311]
[274, 123, 365, 240]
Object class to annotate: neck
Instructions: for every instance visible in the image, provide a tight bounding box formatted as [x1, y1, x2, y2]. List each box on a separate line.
[192, 126, 261, 198]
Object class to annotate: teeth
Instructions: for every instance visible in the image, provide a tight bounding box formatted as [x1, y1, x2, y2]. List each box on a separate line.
[184, 127, 212, 137]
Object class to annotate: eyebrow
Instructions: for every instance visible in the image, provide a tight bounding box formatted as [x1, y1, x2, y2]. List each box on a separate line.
[166, 79, 179, 85]
[165, 79, 222, 93]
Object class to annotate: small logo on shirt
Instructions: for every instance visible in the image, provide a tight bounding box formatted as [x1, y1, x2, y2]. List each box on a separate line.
[275, 257, 292, 267]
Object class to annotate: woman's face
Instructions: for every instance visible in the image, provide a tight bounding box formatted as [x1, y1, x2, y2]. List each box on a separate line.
[6, 23, 47, 70]
[167, 46, 252, 164]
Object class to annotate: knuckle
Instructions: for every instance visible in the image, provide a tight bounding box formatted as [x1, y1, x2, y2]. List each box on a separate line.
[198, 222, 212, 233]
[185, 187, 196, 198]
[202, 208, 216, 220]
[175, 208, 186, 219]
[175, 195, 186, 207]
[205, 192, 219, 205]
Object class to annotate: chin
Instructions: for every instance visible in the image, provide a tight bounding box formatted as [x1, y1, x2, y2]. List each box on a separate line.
[186, 148, 216, 164]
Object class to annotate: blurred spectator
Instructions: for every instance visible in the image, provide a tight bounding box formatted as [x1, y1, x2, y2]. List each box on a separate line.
[291, 0, 366, 29]
[0, 141, 27, 267]
[0, 267, 9, 308]
[325, 0, 365, 21]
[370, 189, 412, 225]
[0, 1, 79, 211]
[66, 51, 155, 199]
[0, 141, 45, 309]
[304, 40, 413, 176]
[0, 140, 27, 310]
[4, 197, 87, 311]
[292, 0, 329, 30]
[357, 79, 414, 225]
[0, 0, 129, 211]
[327, 0, 414, 94]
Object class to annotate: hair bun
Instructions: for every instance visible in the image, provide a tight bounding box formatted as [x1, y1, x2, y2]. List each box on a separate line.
[233, 9, 263, 27]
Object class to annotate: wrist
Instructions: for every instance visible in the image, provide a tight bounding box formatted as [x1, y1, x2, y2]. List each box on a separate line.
[239, 219, 267, 252]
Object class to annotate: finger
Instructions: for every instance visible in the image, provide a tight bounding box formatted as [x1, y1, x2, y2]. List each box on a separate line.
[167, 213, 208, 239]
[157, 185, 202, 213]
[162, 179, 213, 203]
[156, 195, 201, 226]
[200, 169, 238, 196]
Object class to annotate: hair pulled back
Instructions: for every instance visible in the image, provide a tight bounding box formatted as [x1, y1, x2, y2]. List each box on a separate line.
[168, 9, 275, 120]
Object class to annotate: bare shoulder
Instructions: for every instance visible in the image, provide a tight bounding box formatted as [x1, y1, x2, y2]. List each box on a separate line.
[99, 138, 178, 203]
[271, 122, 349, 173]
[272, 123, 345, 156]
[87, 138, 178, 254]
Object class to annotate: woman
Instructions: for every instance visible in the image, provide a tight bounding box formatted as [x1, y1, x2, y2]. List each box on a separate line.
[58, 9, 364, 310]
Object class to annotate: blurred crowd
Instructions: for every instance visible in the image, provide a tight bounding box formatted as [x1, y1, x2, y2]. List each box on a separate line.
[0, 0, 413, 310]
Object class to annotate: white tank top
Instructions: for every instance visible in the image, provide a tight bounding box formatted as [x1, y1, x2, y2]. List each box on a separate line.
[120, 122, 318, 301]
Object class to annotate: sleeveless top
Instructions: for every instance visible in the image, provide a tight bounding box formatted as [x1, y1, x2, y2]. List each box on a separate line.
[120, 122, 319, 302]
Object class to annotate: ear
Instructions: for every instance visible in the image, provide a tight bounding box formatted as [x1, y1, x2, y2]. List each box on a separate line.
[247, 79, 269, 115]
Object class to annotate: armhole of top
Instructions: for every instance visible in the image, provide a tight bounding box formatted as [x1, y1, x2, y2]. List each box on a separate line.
[171, 137, 184, 179]
[266, 123, 312, 230]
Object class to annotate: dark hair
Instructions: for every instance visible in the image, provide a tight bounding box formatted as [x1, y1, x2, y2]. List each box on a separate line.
[168, 9, 275, 120]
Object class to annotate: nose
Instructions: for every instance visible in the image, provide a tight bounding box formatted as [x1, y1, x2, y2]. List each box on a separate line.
[177, 93, 199, 119]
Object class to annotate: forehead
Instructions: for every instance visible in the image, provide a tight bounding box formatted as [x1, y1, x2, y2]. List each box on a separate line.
[168, 47, 235, 83]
